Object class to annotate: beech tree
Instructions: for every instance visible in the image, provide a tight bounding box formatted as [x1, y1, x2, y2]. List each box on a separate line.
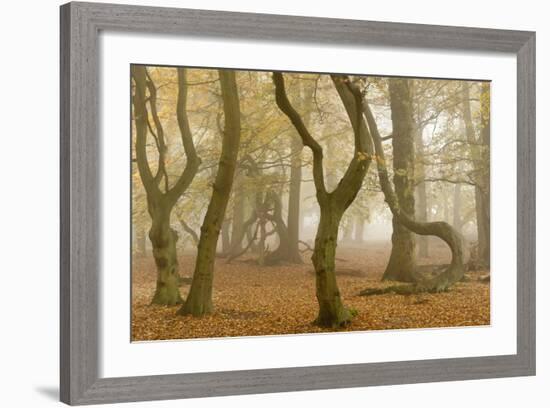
[382, 79, 417, 282]
[132, 66, 200, 305]
[179, 70, 242, 316]
[273, 72, 373, 327]
[362, 87, 465, 293]
[462, 82, 490, 268]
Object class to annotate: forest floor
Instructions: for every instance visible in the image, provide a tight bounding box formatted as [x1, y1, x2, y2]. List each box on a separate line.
[131, 241, 490, 341]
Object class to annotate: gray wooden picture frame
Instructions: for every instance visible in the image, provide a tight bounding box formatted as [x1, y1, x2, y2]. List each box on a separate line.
[60, 1, 536, 405]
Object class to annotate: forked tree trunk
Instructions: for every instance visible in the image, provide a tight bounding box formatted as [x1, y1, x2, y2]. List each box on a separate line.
[179, 70, 241, 316]
[273, 72, 373, 327]
[132, 66, 200, 305]
[382, 79, 416, 282]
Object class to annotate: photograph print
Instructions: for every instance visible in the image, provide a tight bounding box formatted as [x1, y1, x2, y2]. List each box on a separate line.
[131, 65, 490, 341]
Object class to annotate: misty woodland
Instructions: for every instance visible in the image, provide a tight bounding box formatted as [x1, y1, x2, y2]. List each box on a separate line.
[131, 66, 490, 341]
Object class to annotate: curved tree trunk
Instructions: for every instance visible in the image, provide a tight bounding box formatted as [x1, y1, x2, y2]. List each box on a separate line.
[179, 70, 241, 316]
[177, 215, 199, 246]
[132, 66, 200, 305]
[382, 79, 417, 282]
[363, 97, 464, 293]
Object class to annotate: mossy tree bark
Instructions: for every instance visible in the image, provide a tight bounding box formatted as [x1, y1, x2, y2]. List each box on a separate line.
[179, 70, 242, 316]
[274, 73, 373, 328]
[132, 66, 200, 305]
[382, 79, 417, 282]
[363, 97, 465, 292]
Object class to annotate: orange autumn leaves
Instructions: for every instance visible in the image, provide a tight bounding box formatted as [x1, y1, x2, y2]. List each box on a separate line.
[132, 244, 489, 341]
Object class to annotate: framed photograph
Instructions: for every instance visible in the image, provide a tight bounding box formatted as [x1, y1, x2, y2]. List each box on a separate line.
[60, 1, 535, 405]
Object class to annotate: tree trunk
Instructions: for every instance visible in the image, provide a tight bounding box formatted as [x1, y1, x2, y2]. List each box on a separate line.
[180, 70, 241, 316]
[149, 206, 182, 305]
[312, 204, 352, 327]
[363, 97, 465, 292]
[132, 66, 200, 305]
[462, 82, 490, 268]
[382, 79, 416, 282]
[478, 82, 491, 267]
[229, 177, 245, 255]
[415, 126, 429, 257]
[443, 187, 450, 223]
[453, 183, 462, 232]
[273, 72, 373, 327]
[475, 186, 490, 266]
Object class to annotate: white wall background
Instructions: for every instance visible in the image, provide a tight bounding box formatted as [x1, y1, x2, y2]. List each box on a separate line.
[0, 0, 545, 407]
